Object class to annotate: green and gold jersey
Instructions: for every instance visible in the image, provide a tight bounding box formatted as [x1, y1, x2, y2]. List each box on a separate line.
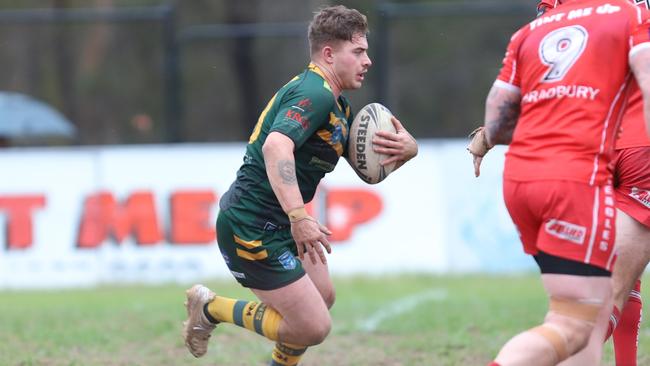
[220, 63, 353, 230]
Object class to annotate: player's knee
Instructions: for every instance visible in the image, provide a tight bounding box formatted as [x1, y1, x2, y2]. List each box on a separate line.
[545, 296, 602, 358]
[556, 319, 594, 355]
[301, 316, 332, 345]
[562, 318, 593, 353]
[532, 319, 592, 363]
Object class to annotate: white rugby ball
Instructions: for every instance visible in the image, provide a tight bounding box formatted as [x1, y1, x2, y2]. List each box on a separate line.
[348, 103, 397, 184]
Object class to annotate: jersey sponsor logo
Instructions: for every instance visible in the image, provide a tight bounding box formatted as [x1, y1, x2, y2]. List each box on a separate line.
[531, 12, 567, 31]
[278, 250, 297, 270]
[544, 219, 587, 244]
[522, 85, 599, 104]
[531, 4, 621, 31]
[285, 108, 310, 130]
[297, 98, 312, 110]
[230, 270, 246, 279]
[594, 3, 621, 14]
[630, 187, 650, 208]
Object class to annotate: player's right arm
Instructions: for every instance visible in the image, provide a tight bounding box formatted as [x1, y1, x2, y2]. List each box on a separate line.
[631, 49, 650, 140]
[263, 87, 335, 265]
[263, 132, 304, 214]
[629, 11, 650, 140]
[263, 132, 332, 265]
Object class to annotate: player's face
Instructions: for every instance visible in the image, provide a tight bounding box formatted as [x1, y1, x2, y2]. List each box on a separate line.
[331, 33, 372, 90]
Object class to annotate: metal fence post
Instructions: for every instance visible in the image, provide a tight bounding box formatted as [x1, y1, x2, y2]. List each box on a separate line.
[375, 2, 390, 107]
[161, 3, 182, 143]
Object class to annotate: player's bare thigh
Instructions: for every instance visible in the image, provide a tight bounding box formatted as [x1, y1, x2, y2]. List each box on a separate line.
[611, 209, 650, 307]
[611, 147, 650, 306]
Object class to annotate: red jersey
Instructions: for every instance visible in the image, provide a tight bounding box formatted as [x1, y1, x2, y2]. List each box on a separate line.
[498, 0, 650, 185]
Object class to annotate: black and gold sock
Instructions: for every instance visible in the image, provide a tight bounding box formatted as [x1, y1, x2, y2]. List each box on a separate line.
[204, 296, 282, 340]
[270, 342, 307, 366]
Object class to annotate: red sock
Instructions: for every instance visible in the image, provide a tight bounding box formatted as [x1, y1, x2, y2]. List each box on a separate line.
[605, 305, 622, 341]
[613, 280, 642, 366]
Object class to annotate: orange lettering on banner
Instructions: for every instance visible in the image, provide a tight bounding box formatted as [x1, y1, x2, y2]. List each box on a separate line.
[307, 188, 383, 242]
[0, 195, 46, 249]
[170, 190, 217, 244]
[77, 191, 163, 248]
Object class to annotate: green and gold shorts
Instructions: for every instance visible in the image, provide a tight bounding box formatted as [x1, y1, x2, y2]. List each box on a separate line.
[216, 211, 305, 290]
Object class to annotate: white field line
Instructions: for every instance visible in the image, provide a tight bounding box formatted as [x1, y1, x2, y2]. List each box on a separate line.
[357, 288, 448, 332]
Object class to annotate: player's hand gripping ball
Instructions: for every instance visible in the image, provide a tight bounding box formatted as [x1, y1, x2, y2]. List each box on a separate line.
[348, 103, 397, 184]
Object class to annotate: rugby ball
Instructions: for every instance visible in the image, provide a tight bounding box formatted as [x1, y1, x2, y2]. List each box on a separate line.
[348, 103, 397, 184]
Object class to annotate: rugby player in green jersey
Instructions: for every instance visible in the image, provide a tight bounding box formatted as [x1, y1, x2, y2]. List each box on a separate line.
[182, 5, 418, 365]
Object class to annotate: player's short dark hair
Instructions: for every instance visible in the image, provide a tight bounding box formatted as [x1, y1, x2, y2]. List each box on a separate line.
[308, 5, 368, 55]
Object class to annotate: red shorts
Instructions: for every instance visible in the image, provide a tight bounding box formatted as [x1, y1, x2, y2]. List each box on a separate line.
[503, 180, 617, 271]
[613, 147, 650, 228]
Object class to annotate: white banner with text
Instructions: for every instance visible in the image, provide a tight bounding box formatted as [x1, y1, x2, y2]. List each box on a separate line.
[0, 141, 531, 289]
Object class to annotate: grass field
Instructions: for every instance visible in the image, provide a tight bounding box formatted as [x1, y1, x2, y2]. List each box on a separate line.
[1, 274, 648, 366]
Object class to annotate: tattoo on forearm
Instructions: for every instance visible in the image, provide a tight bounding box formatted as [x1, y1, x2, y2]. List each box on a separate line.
[278, 160, 297, 185]
[487, 99, 520, 145]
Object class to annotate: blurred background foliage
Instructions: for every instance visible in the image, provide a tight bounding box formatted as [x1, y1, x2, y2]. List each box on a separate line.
[0, 0, 535, 145]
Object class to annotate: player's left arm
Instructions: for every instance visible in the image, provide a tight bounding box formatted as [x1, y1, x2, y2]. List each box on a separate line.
[484, 83, 521, 146]
[372, 116, 418, 169]
[468, 83, 521, 177]
[468, 25, 523, 177]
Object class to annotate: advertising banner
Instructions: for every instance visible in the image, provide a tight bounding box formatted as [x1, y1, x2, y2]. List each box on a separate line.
[0, 141, 530, 289]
